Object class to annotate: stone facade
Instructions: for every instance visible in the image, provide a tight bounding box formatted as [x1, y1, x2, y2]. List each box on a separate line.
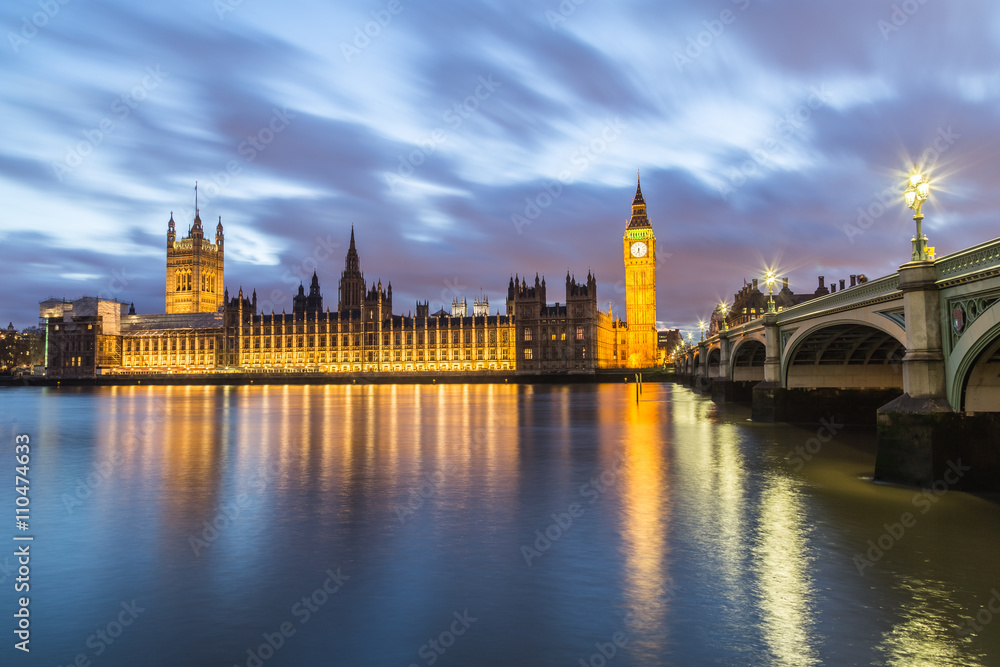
[165, 207, 224, 314]
[41, 182, 663, 377]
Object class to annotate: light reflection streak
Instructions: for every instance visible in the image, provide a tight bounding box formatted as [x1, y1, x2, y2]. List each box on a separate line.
[619, 387, 670, 646]
[755, 477, 818, 666]
[879, 578, 982, 667]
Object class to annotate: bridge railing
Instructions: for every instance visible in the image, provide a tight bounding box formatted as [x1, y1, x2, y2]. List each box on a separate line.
[935, 236, 1000, 282]
[773, 273, 901, 322]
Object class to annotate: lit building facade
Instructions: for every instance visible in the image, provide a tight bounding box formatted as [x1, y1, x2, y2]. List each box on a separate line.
[623, 178, 657, 367]
[165, 207, 224, 314]
[40, 180, 662, 377]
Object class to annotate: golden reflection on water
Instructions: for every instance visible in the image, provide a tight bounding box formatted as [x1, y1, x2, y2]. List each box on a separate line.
[33, 383, 1000, 665]
[615, 385, 671, 643]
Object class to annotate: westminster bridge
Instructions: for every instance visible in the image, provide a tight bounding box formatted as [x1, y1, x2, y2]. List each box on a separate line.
[674, 236, 1000, 490]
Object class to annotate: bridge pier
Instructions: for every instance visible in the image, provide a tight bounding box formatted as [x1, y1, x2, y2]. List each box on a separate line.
[751, 314, 783, 420]
[875, 261, 955, 487]
[692, 340, 712, 392]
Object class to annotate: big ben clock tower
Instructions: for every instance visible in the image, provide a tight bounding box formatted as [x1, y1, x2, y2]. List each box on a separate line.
[623, 174, 657, 367]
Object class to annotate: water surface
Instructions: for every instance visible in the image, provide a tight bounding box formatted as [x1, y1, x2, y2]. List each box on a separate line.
[1, 383, 997, 666]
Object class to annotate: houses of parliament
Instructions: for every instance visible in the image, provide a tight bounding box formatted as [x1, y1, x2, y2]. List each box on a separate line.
[39, 180, 659, 378]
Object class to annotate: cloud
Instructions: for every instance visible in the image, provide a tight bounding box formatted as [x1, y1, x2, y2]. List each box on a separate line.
[1, 0, 999, 333]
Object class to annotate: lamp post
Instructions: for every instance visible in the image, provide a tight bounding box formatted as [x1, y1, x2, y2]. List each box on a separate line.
[687, 332, 694, 349]
[764, 270, 777, 314]
[904, 165, 931, 261]
[698, 319, 706, 341]
[718, 301, 729, 331]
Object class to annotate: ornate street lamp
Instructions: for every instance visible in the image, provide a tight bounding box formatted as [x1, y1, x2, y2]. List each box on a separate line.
[687, 332, 694, 348]
[718, 301, 729, 331]
[698, 319, 706, 341]
[764, 270, 777, 314]
[904, 165, 931, 261]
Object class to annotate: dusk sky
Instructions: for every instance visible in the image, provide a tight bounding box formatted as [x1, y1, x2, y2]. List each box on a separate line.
[2, 0, 999, 332]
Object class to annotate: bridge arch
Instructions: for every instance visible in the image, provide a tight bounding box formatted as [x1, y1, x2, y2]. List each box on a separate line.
[950, 300, 1000, 412]
[781, 320, 905, 389]
[731, 336, 765, 382]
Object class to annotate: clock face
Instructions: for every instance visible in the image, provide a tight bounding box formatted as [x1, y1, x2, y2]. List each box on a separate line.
[630, 241, 648, 258]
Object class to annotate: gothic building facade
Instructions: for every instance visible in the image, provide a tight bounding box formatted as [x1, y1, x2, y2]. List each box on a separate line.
[622, 177, 658, 367]
[165, 206, 224, 314]
[40, 178, 660, 377]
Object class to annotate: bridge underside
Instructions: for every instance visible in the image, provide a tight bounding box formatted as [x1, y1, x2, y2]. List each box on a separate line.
[787, 324, 904, 390]
[964, 334, 1000, 413]
[733, 340, 764, 382]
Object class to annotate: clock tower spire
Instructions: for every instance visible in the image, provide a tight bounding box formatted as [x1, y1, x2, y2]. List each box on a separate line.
[623, 173, 657, 367]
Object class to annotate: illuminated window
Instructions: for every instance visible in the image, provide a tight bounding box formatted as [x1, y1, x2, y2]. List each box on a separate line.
[523, 328, 532, 342]
[576, 327, 584, 341]
[524, 349, 533, 360]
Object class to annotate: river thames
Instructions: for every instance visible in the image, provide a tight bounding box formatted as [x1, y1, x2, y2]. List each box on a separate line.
[1, 382, 999, 666]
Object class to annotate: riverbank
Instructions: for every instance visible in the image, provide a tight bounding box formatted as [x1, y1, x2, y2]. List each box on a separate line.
[0, 368, 674, 387]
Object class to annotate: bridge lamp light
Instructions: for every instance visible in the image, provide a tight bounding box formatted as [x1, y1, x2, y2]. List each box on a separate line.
[718, 302, 729, 330]
[698, 319, 707, 341]
[904, 165, 931, 261]
[764, 270, 777, 314]
[687, 332, 694, 347]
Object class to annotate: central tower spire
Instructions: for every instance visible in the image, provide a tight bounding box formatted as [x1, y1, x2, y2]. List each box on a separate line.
[627, 173, 650, 229]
